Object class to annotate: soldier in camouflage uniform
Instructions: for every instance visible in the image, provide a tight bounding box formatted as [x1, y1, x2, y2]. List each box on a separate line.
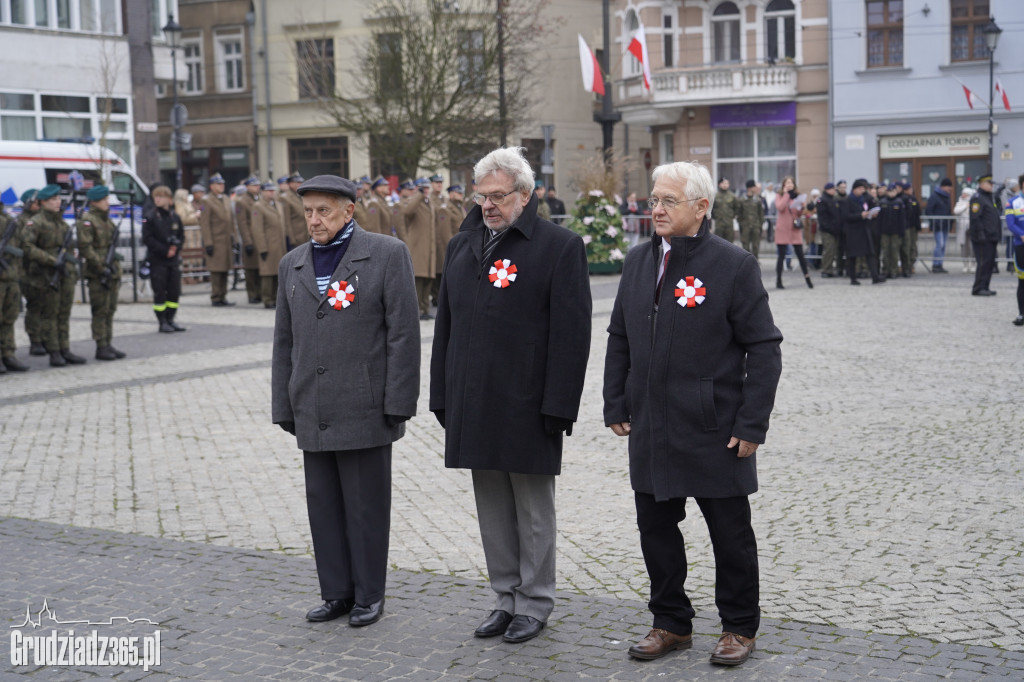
[736, 180, 766, 259]
[1, 204, 30, 373]
[712, 178, 739, 243]
[20, 184, 86, 367]
[15, 189, 46, 356]
[76, 185, 125, 361]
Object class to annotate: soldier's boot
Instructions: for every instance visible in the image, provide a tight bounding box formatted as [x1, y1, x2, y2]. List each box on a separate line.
[61, 349, 87, 365]
[95, 344, 117, 361]
[166, 308, 187, 332]
[2, 356, 30, 372]
[156, 310, 175, 333]
[49, 351, 67, 367]
[109, 345, 126, 359]
[29, 341, 47, 356]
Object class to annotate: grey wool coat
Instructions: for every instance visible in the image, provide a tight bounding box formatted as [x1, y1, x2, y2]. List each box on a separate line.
[271, 223, 421, 452]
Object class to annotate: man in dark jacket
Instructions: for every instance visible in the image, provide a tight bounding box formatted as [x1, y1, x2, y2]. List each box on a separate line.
[925, 178, 953, 273]
[430, 147, 591, 645]
[878, 184, 907, 279]
[970, 174, 1002, 296]
[899, 181, 922, 277]
[142, 186, 186, 333]
[816, 182, 843, 277]
[603, 161, 782, 667]
[272, 175, 420, 628]
[544, 186, 567, 224]
[842, 179, 883, 285]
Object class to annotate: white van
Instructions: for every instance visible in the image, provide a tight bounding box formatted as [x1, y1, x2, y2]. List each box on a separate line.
[0, 140, 150, 266]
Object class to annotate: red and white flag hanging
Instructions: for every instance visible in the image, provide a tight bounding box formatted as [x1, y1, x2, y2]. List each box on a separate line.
[962, 84, 985, 110]
[577, 34, 605, 95]
[626, 23, 652, 91]
[995, 79, 1012, 112]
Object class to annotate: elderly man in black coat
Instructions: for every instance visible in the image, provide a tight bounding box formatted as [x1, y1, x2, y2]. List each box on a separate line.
[272, 175, 420, 628]
[842, 178, 884, 285]
[430, 147, 591, 644]
[603, 160, 782, 667]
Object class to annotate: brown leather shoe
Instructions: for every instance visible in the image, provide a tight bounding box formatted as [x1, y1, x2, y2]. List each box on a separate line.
[627, 628, 692, 660]
[710, 632, 756, 666]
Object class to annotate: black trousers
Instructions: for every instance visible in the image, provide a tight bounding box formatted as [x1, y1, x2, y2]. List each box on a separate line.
[635, 492, 759, 639]
[149, 260, 181, 307]
[304, 445, 391, 605]
[972, 240, 997, 294]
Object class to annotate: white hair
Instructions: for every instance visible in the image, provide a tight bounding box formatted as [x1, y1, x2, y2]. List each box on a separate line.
[473, 146, 535, 194]
[651, 161, 716, 213]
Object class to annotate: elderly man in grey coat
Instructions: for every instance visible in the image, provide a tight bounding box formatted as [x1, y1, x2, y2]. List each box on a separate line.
[272, 175, 420, 628]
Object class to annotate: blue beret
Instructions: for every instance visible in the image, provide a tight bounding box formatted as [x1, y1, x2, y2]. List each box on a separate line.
[535, 180, 545, 189]
[297, 175, 358, 201]
[209, 174, 226, 185]
[86, 185, 110, 201]
[429, 174, 444, 183]
[371, 176, 388, 189]
[447, 185, 463, 193]
[20, 189, 38, 204]
[37, 184, 61, 200]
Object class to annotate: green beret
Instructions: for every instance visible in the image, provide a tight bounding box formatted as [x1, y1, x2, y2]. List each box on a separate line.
[86, 185, 110, 202]
[20, 189, 38, 204]
[36, 184, 61, 201]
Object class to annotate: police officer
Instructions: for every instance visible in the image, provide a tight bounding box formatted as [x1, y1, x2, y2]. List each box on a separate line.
[236, 176, 263, 304]
[0, 204, 29, 373]
[16, 189, 46, 356]
[20, 185, 86, 366]
[77, 185, 125, 360]
[251, 181, 287, 309]
[198, 173, 236, 306]
[143, 185, 186, 332]
[736, 180, 765, 259]
[712, 177, 739, 243]
[970, 175, 1001, 296]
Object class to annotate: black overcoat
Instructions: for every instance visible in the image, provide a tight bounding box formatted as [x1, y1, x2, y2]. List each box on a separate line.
[429, 194, 591, 475]
[603, 220, 782, 501]
[842, 193, 876, 258]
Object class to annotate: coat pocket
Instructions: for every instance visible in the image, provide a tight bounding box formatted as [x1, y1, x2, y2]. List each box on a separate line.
[699, 377, 718, 431]
[362, 362, 377, 407]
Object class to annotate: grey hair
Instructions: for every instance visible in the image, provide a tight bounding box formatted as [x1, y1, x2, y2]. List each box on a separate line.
[651, 161, 716, 213]
[473, 146, 536, 194]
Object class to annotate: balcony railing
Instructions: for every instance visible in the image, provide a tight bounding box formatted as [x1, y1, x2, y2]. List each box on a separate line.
[620, 62, 797, 107]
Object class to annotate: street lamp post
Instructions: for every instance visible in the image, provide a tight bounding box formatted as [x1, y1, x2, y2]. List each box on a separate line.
[982, 16, 1002, 176]
[163, 14, 183, 190]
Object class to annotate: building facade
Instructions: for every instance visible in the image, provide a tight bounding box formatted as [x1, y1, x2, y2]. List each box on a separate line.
[830, 0, 1022, 199]
[614, 0, 829, 195]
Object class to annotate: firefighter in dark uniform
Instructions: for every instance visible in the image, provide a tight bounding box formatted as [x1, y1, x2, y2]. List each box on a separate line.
[143, 185, 187, 332]
[970, 175, 1002, 296]
[76, 185, 125, 360]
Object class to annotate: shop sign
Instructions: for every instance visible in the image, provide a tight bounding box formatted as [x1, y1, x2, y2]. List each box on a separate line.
[879, 133, 987, 159]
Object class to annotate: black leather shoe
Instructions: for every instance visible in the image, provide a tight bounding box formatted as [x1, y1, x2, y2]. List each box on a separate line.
[1013, 315, 1024, 326]
[2, 356, 29, 372]
[110, 346, 127, 358]
[474, 610, 514, 638]
[502, 615, 544, 643]
[305, 599, 354, 622]
[49, 351, 66, 367]
[61, 349, 86, 364]
[95, 346, 117, 361]
[349, 599, 384, 627]
[29, 342, 47, 356]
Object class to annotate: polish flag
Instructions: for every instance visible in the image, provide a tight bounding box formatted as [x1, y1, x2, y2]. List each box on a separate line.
[995, 79, 1011, 111]
[962, 84, 984, 110]
[577, 34, 605, 95]
[627, 24, 652, 91]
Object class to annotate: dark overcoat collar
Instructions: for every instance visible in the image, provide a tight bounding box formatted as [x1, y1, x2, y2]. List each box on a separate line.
[459, 192, 540, 263]
[291, 222, 370, 303]
[649, 216, 712, 259]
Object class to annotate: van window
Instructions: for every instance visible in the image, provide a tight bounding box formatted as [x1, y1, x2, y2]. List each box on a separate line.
[112, 172, 147, 205]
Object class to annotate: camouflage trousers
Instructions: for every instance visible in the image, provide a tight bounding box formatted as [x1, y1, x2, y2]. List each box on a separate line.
[87, 278, 119, 346]
[0, 279, 20, 356]
[21, 279, 43, 344]
[34, 275, 76, 352]
[881, 234, 902, 277]
[714, 220, 736, 243]
[740, 225, 762, 259]
[820, 232, 839, 274]
[902, 228, 918, 275]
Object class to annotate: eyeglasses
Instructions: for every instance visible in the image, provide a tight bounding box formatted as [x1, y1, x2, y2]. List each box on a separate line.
[647, 196, 702, 211]
[472, 190, 517, 206]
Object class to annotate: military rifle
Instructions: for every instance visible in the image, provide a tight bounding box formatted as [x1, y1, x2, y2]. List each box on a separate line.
[0, 218, 23, 273]
[47, 222, 80, 291]
[98, 217, 123, 290]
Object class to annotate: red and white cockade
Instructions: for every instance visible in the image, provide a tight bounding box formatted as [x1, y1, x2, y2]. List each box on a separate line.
[487, 258, 518, 288]
[327, 280, 355, 310]
[674, 276, 706, 308]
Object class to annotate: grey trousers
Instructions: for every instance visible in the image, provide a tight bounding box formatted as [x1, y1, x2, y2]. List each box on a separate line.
[472, 470, 557, 622]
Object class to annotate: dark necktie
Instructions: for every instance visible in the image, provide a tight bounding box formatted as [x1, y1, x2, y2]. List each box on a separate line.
[654, 247, 671, 302]
[481, 228, 507, 266]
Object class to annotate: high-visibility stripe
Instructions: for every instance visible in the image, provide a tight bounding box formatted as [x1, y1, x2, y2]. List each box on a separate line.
[165, 301, 178, 309]
[153, 303, 167, 312]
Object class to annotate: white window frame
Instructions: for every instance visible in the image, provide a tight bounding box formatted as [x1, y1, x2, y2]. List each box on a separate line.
[182, 35, 203, 95]
[662, 9, 676, 69]
[710, 1, 742, 65]
[659, 130, 675, 164]
[0, 0, 122, 33]
[151, 0, 178, 40]
[764, 0, 797, 63]
[215, 31, 245, 93]
[623, 7, 642, 78]
[0, 90, 133, 156]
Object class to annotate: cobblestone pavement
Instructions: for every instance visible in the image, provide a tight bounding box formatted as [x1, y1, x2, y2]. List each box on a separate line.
[2, 264, 1023, 679]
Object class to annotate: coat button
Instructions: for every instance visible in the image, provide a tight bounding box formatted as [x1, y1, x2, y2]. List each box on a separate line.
[317, 366, 326, 375]
[316, 311, 325, 319]
[319, 422, 328, 430]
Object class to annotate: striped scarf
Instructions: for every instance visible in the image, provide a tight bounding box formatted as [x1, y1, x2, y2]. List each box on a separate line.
[312, 221, 355, 295]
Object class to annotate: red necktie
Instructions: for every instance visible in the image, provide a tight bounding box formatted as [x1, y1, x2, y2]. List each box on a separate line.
[655, 248, 670, 302]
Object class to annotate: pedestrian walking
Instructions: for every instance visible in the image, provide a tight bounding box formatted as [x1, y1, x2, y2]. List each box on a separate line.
[604, 159, 782, 667]
[773, 177, 813, 289]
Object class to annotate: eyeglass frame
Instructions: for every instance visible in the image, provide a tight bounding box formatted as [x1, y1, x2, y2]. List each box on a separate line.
[647, 195, 705, 211]
[472, 189, 518, 206]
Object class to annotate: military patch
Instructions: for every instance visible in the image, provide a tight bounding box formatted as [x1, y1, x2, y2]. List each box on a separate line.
[972, 203, 980, 213]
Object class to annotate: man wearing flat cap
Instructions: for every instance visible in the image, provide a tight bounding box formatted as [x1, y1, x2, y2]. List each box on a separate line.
[77, 185, 126, 360]
[199, 174, 237, 306]
[272, 174, 420, 629]
[237, 176, 263, 305]
[21, 184, 87, 366]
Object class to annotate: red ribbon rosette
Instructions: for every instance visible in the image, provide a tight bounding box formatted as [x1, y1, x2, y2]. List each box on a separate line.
[674, 276, 706, 308]
[327, 280, 355, 310]
[487, 258, 518, 288]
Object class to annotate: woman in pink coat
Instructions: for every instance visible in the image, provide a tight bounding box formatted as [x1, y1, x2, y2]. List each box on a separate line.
[774, 176, 813, 289]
